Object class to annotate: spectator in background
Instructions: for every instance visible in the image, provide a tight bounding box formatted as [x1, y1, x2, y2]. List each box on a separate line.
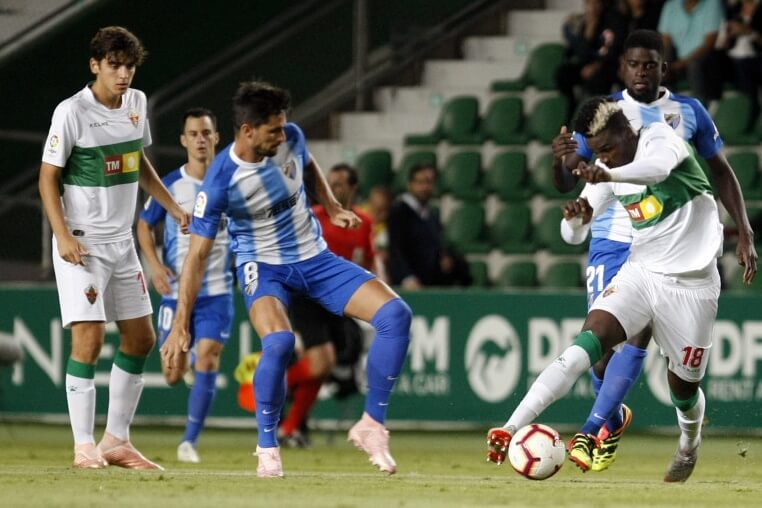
[617, 0, 665, 31]
[720, 0, 762, 119]
[388, 163, 471, 289]
[658, 0, 725, 103]
[362, 185, 393, 277]
[557, 0, 628, 113]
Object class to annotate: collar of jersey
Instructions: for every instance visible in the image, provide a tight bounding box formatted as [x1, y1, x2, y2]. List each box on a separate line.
[623, 86, 672, 108]
[229, 143, 268, 169]
[180, 165, 203, 184]
[83, 83, 130, 112]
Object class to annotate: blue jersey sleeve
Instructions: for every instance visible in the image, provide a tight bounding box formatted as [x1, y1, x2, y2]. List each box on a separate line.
[574, 131, 593, 160]
[286, 122, 311, 168]
[689, 99, 723, 159]
[139, 170, 181, 226]
[189, 161, 229, 240]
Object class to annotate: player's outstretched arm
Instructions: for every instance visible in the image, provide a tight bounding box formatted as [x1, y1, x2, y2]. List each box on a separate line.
[551, 126, 583, 192]
[305, 155, 360, 229]
[706, 154, 758, 283]
[138, 150, 190, 232]
[136, 218, 174, 295]
[161, 233, 214, 369]
[38, 162, 89, 265]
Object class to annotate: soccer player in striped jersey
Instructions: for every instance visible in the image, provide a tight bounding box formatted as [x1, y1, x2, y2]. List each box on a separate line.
[38, 26, 189, 470]
[137, 108, 234, 464]
[161, 81, 412, 478]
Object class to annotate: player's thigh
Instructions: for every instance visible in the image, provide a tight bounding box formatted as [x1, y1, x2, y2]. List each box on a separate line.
[237, 261, 293, 336]
[303, 342, 336, 378]
[191, 295, 234, 371]
[107, 241, 153, 324]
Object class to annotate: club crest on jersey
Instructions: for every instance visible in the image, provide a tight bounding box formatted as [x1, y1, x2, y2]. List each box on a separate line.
[84, 285, 98, 305]
[663, 113, 681, 129]
[128, 110, 140, 127]
[282, 160, 296, 180]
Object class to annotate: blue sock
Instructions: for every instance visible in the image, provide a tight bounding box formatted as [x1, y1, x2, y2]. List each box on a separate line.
[182, 370, 217, 445]
[365, 298, 412, 424]
[581, 344, 647, 435]
[591, 368, 603, 396]
[255, 331, 294, 448]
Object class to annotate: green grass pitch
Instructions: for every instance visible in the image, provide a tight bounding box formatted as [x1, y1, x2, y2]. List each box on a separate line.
[0, 423, 760, 507]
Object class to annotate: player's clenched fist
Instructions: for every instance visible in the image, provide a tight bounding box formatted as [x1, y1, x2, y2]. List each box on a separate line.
[563, 197, 593, 225]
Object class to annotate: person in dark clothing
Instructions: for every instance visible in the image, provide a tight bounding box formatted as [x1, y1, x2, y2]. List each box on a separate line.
[388, 164, 471, 289]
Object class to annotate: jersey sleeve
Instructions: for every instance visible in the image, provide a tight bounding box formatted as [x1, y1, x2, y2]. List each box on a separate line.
[690, 100, 723, 159]
[286, 122, 311, 168]
[573, 131, 593, 160]
[41, 102, 77, 167]
[189, 164, 229, 239]
[139, 196, 167, 226]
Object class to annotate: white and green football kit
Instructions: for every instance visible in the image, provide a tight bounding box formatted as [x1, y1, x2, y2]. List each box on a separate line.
[43, 85, 153, 327]
[583, 123, 723, 382]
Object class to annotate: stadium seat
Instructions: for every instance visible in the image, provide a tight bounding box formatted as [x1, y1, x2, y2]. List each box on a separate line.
[441, 151, 485, 201]
[490, 203, 535, 253]
[526, 95, 569, 144]
[444, 203, 490, 254]
[355, 149, 392, 197]
[714, 95, 757, 145]
[468, 260, 491, 287]
[536, 206, 587, 254]
[541, 260, 583, 288]
[485, 151, 533, 201]
[404, 96, 481, 146]
[498, 261, 539, 287]
[481, 96, 527, 145]
[727, 151, 762, 199]
[532, 151, 583, 198]
[394, 150, 437, 194]
[490, 43, 565, 92]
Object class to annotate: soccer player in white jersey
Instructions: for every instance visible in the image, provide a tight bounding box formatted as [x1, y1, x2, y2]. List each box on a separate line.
[496, 96, 757, 482]
[161, 81, 412, 478]
[38, 26, 189, 470]
[137, 108, 233, 464]
[486, 29, 757, 473]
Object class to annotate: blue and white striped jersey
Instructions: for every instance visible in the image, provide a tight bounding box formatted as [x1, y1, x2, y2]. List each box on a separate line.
[189, 122, 327, 265]
[140, 166, 234, 299]
[573, 87, 723, 242]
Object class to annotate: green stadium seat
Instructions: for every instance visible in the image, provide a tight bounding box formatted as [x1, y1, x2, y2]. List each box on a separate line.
[468, 260, 491, 287]
[532, 151, 583, 198]
[485, 151, 533, 201]
[481, 96, 527, 145]
[542, 260, 583, 288]
[490, 203, 534, 253]
[536, 206, 587, 254]
[491, 43, 565, 92]
[714, 95, 757, 145]
[498, 261, 539, 287]
[444, 203, 490, 254]
[355, 149, 392, 197]
[404, 96, 481, 146]
[727, 151, 762, 199]
[526, 95, 569, 144]
[441, 151, 485, 201]
[394, 150, 437, 194]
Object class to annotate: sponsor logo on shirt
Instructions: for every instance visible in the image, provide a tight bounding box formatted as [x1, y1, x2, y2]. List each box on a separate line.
[251, 191, 299, 220]
[104, 151, 140, 175]
[624, 195, 663, 223]
[89, 121, 110, 128]
[194, 191, 208, 218]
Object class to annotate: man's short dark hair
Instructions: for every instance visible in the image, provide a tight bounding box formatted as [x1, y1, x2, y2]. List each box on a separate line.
[233, 81, 291, 130]
[90, 26, 146, 66]
[182, 107, 217, 132]
[623, 29, 664, 57]
[573, 96, 631, 137]
[408, 163, 437, 182]
[330, 163, 358, 186]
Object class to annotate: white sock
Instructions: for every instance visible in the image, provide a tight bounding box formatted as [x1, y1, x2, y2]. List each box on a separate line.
[65, 374, 96, 445]
[506, 345, 591, 430]
[676, 388, 705, 451]
[105, 363, 145, 441]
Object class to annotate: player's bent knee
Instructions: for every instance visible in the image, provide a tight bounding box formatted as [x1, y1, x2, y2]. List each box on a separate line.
[371, 298, 412, 337]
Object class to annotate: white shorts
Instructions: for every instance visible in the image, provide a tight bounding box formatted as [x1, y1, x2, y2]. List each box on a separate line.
[52, 237, 152, 328]
[591, 260, 720, 383]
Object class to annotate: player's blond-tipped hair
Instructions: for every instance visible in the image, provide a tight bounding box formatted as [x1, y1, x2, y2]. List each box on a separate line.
[573, 96, 629, 138]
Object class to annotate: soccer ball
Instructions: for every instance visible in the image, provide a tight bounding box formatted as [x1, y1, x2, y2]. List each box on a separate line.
[507, 423, 566, 480]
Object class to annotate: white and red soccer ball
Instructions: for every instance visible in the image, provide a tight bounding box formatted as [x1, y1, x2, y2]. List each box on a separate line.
[507, 423, 566, 480]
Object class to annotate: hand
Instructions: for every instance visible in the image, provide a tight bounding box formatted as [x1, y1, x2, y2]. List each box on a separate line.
[160, 325, 191, 370]
[573, 161, 611, 183]
[329, 208, 361, 229]
[151, 264, 175, 295]
[552, 126, 579, 163]
[563, 197, 593, 224]
[736, 232, 758, 284]
[580, 61, 601, 81]
[56, 234, 90, 266]
[172, 206, 191, 234]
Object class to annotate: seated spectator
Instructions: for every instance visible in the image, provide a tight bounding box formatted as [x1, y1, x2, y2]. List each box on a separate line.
[617, 0, 665, 32]
[658, 0, 726, 103]
[721, 0, 762, 119]
[388, 164, 471, 289]
[361, 185, 393, 279]
[557, 0, 629, 113]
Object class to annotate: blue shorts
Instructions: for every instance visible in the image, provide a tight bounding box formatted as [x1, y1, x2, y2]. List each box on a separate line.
[236, 249, 375, 315]
[157, 294, 234, 347]
[586, 238, 631, 309]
